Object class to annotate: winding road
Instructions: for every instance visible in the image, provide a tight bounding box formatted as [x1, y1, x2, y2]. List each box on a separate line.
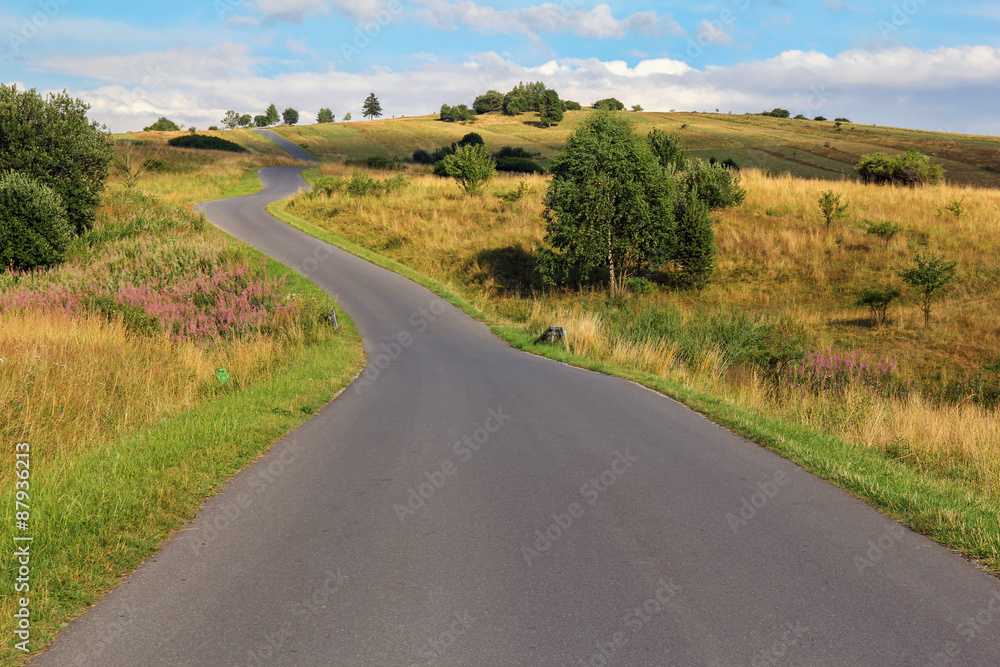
[32, 165, 1000, 666]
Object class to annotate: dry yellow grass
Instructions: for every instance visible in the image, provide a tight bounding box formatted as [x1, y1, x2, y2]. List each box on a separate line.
[286, 164, 1000, 495]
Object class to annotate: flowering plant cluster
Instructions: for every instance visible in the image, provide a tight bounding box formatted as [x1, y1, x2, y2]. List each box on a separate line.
[787, 348, 899, 395]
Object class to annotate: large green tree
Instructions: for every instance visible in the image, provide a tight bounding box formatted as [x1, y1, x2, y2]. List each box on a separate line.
[282, 107, 299, 125]
[538, 89, 564, 127]
[265, 103, 280, 126]
[317, 107, 335, 123]
[539, 112, 677, 295]
[362, 93, 383, 120]
[0, 85, 115, 235]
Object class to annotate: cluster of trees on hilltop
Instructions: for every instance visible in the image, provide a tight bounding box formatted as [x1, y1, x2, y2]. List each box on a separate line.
[438, 81, 582, 128]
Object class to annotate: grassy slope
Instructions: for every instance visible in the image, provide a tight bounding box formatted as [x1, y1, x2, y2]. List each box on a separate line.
[271, 110, 1000, 187]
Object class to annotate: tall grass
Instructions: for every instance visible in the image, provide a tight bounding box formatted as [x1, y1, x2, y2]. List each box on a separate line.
[283, 164, 1000, 499]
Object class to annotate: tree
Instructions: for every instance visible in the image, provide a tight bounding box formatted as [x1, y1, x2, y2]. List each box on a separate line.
[473, 90, 504, 114]
[818, 190, 849, 228]
[0, 84, 115, 236]
[253, 114, 268, 128]
[503, 92, 529, 116]
[563, 101, 582, 111]
[222, 110, 242, 129]
[440, 104, 474, 122]
[671, 186, 717, 289]
[632, 105, 644, 112]
[265, 104, 280, 126]
[0, 172, 73, 271]
[282, 107, 299, 125]
[593, 97, 625, 111]
[343, 112, 352, 122]
[897, 248, 957, 327]
[539, 112, 676, 296]
[238, 113, 253, 127]
[317, 107, 335, 123]
[538, 90, 564, 127]
[113, 140, 160, 189]
[143, 116, 180, 131]
[855, 287, 901, 327]
[362, 93, 383, 120]
[647, 129, 689, 172]
[760, 108, 790, 118]
[442, 144, 497, 196]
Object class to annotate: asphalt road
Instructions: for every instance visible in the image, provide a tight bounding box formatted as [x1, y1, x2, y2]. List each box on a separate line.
[33, 167, 1000, 666]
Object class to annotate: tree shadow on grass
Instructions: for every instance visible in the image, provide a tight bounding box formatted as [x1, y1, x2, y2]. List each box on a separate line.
[469, 244, 539, 297]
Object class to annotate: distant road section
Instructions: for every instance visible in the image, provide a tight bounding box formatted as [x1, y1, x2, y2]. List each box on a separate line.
[252, 128, 319, 162]
[30, 165, 1000, 666]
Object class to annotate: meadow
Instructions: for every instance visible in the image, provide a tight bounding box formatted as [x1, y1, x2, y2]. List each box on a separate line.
[0, 132, 361, 665]
[273, 145, 1000, 569]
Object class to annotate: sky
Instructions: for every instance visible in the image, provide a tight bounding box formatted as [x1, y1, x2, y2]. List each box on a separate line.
[1, 1, 998, 135]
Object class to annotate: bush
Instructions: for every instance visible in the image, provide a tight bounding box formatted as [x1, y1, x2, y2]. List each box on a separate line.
[818, 190, 848, 228]
[458, 132, 484, 147]
[759, 108, 790, 118]
[495, 146, 534, 159]
[835, 117, 851, 123]
[0, 172, 73, 271]
[412, 149, 433, 165]
[495, 157, 546, 174]
[0, 85, 115, 235]
[855, 150, 944, 186]
[345, 173, 408, 198]
[345, 155, 403, 170]
[647, 129, 689, 172]
[443, 144, 497, 195]
[495, 181, 530, 211]
[814, 116, 827, 121]
[679, 159, 746, 211]
[143, 117, 180, 131]
[671, 186, 716, 289]
[167, 134, 248, 153]
[864, 220, 899, 248]
[563, 101, 582, 111]
[793, 114, 807, 120]
[855, 286, 901, 326]
[311, 176, 347, 196]
[593, 97, 625, 111]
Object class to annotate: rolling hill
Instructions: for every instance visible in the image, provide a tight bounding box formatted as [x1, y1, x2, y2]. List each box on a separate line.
[261, 110, 1000, 188]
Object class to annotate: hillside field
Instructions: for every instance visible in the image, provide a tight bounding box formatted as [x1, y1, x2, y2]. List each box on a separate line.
[269, 109, 1000, 187]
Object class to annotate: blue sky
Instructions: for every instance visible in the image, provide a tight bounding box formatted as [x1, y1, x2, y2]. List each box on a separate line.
[2, 1, 998, 134]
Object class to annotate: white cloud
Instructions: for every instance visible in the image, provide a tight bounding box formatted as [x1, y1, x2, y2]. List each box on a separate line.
[285, 36, 309, 55]
[823, 0, 875, 14]
[44, 45, 1000, 136]
[255, 0, 328, 23]
[697, 19, 733, 46]
[409, 0, 681, 43]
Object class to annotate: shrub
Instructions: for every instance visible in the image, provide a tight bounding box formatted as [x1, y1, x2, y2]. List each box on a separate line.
[624, 276, 654, 294]
[143, 117, 180, 131]
[793, 114, 807, 120]
[897, 248, 957, 327]
[814, 116, 827, 121]
[311, 176, 347, 196]
[671, 186, 717, 289]
[864, 220, 899, 248]
[855, 150, 944, 186]
[458, 132, 484, 147]
[0, 172, 73, 271]
[412, 149, 433, 165]
[440, 104, 475, 122]
[835, 117, 851, 123]
[495, 157, 546, 174]
[855, 286, 901, 326]
[495, 181, 530, 211]
[167, 135, 248, 153]
[760, 108, 790, 118]
[495, 146, 534, 159]
[563, 101, 582, 111]
[818, 190, 848, 228]
[345, 155, 403, 170]
[647, 129, 689, 172]
[679, 159, 746, 211]
[443, 144, 497, 195]
[938, 198, 964, 220]
[0, 84, 115, 235]
[593, 97, 625, 111]
[345, 173, 408, 198]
